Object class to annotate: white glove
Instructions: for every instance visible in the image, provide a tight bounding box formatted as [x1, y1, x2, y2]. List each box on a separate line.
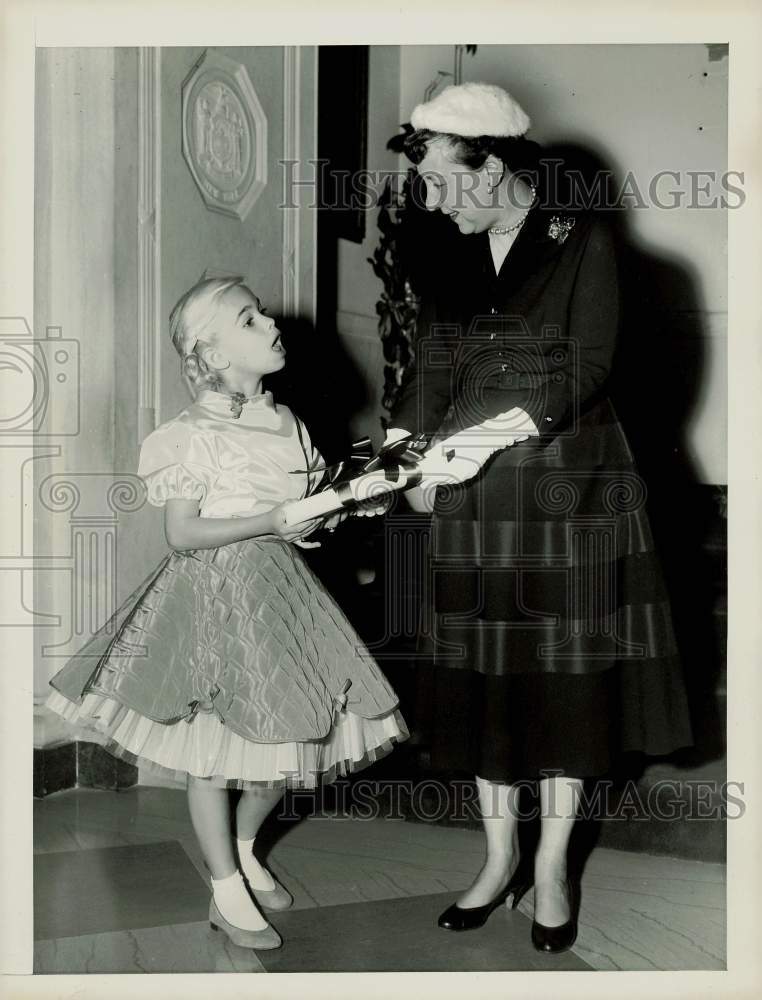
[383, 427, 413, 447]
[418, 408, 538, 485]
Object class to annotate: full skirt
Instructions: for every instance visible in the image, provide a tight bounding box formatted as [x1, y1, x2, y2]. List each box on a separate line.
[46, 537, 408, 789]
[414, 394, 693, 781]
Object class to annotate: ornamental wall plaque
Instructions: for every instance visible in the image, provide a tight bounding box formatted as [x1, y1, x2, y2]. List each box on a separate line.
[181, 50, 268, 221]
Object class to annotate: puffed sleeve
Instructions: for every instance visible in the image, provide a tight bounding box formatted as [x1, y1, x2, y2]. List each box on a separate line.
[138, 419, 219, 507]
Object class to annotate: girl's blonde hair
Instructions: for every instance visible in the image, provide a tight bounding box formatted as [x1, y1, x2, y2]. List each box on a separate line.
[169, 275, 246, 390]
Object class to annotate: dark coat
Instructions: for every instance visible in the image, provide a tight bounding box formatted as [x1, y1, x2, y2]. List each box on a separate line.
[390, 205, 619, 446]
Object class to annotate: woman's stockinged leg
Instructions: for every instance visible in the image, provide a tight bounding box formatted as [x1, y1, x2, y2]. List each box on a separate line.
[457, 775, 521, 908]
[186, 775, 237, 879]
[534, 775, 583, 926]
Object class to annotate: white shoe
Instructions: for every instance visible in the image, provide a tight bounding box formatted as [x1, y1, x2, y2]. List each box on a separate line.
[248, 876, 293, 912]
[236, 838, 294, 912]
[209, 870, 282, 950]
[209, 897, 282, 950]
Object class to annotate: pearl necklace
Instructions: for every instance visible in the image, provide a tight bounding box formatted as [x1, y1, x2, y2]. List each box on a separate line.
[488, 184, 537, 236]
[488, 217, 528, 237]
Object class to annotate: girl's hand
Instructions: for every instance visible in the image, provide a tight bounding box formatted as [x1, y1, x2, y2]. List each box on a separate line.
[270, 502, 324, 548]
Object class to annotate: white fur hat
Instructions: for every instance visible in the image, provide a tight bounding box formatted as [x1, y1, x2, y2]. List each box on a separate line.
[410, 82, 530, 138]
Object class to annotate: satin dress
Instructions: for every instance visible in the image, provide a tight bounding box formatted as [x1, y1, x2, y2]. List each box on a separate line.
[46, 388, 408, 789]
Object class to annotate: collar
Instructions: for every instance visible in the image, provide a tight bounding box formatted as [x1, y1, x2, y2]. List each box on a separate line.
[476, 204, 581, 289]
[195, 387, 277, 417]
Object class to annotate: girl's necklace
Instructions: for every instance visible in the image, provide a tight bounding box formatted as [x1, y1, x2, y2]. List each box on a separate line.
[228, 392, 248, 419]
[205, 387, 267, 418]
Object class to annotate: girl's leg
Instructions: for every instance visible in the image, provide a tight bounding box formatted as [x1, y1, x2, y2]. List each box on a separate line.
[457, 775, 521, 908]
[234, 786, 292, 907]
[533, 774, 583, 926]
[187, 775, 272, 934]
[235, 786, 284, 840]
[187, 774, 237, 879]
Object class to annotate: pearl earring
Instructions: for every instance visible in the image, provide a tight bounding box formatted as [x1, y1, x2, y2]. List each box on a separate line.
[488, 165, 506, 194]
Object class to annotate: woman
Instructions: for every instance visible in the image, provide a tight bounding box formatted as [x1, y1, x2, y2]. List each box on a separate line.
[386, 83, 693, 953]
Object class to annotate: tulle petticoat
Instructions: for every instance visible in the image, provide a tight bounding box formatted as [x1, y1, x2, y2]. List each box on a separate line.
[46, 688, 409, 791]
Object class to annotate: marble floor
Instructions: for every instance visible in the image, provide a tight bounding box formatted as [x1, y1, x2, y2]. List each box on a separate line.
[33, 785, 726, 974]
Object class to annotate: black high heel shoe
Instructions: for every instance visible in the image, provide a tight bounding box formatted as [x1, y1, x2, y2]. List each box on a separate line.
[531, 878, 578, 953]
[438, 869, 532, 931]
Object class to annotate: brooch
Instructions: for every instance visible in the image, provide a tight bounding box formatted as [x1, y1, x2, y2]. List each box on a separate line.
[547, 215, 575, 244]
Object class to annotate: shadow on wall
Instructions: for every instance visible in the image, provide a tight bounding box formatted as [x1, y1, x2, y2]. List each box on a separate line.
[547, 142, 726, 768]
[265, 313, 387, 618]
[266, 316, 367, 466]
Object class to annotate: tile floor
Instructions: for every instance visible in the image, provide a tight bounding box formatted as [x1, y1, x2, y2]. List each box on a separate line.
[33, 786, 726, 974]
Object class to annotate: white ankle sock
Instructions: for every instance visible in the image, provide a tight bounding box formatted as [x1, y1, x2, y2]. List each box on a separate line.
[236, 836, 276, 891]
[211, 870, 268, 931]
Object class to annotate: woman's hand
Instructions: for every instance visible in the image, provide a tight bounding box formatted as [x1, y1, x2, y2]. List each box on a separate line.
[351, 493, 394, 518]
[417, 408, 539, 486]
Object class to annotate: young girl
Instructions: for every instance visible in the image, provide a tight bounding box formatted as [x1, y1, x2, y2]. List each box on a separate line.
[45, 276, 408, 951]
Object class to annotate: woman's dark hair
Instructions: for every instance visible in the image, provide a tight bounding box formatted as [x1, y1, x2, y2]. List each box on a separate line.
[400, 128, 596, 211]
[403, 128, 542, 178]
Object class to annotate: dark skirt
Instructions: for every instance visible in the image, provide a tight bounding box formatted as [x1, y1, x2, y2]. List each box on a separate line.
[414, 392, 693, 781]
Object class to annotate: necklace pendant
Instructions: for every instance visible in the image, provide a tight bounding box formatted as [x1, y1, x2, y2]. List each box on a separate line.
[229, 392, 246, 418]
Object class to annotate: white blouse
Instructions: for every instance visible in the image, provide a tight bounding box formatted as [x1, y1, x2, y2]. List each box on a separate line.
[488, 227, 521, 274]
[138, 388, 325, 519]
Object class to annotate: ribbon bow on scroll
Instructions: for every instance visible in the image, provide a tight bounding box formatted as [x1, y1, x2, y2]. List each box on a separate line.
[317, 436, 375, 489]
[291, 433, 430, 509]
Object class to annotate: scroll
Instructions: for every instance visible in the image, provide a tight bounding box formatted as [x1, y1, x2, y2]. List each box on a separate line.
[284, 411, 531, 526]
